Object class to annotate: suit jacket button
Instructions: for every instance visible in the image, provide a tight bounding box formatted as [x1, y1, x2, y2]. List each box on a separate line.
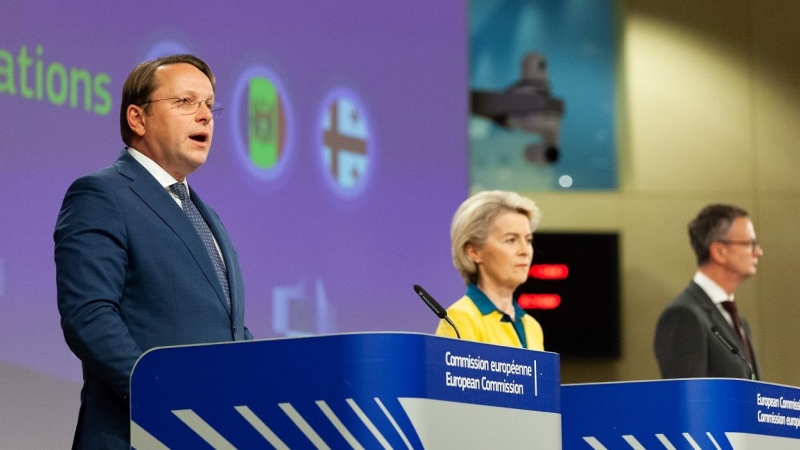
[233, 324, 237, 335]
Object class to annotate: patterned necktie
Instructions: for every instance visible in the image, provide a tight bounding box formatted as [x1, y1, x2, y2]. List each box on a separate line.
[720, 300, 754, 368]
[169, 183, 231, 312]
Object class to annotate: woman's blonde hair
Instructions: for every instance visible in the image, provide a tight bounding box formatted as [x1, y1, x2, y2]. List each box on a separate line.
[450, 190, 540, 285]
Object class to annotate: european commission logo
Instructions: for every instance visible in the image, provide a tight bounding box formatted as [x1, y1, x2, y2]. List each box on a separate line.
[319, 90, 373, 198]
[230, 66, 294, 183]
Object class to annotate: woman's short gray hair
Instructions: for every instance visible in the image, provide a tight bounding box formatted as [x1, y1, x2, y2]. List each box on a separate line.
[450, 190, 540, 285]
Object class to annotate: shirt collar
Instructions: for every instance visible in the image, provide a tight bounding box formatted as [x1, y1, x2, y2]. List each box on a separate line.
[127, 147, 187, 190]
[466, 283, 527, 320]
[693, 271, 734, 305]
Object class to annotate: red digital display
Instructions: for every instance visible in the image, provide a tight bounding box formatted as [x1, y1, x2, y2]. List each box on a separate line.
[529, 264, 569, 280]
[518, 293, 561, 310]
[517, 232, 619, 357]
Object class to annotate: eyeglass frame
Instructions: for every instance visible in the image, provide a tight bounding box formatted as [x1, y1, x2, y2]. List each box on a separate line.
[140, 96, 223, 118]
[715, 239, 761, 251]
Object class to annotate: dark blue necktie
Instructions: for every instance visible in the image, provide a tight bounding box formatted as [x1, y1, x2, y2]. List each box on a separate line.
[169, 183, 231, 312]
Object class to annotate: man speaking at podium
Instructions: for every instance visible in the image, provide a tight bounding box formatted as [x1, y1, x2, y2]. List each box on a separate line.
[654, 204, 761, 380]
[54, 54, 252, 449]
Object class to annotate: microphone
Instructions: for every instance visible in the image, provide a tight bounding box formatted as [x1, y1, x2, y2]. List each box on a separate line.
[711, 325, 755, 380]
[414, 284, 460, 339]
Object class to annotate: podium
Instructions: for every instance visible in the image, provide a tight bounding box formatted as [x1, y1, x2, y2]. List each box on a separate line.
[562, 379, 800, 449]
[130, 332, 561, 449]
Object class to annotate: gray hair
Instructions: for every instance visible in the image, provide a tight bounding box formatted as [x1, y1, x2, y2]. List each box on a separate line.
[688, 204, 749, 265]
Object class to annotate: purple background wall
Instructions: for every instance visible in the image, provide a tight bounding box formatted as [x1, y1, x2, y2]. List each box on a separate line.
[0, 1, 468, 446]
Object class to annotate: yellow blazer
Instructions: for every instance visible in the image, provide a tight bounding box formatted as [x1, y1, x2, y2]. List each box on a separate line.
[435, 284, 544, 350]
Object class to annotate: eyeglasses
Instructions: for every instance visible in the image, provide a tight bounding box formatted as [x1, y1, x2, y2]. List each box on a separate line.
[716, 239, 760, 251]
[141, 97, 223, 118]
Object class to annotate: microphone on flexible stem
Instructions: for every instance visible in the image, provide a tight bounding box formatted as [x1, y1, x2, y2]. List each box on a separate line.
[711, 325, 755, 380]
[414, 284, 461, 339]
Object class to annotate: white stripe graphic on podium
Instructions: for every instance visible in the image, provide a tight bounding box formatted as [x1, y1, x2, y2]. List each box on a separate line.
[171, 409, 235, 449]
[582, 432, 726, 449]
[683, 432, 703, 449]
[279, 402, 330, 449]
[130, 420, 169, 450]
[316, 400, 364, 449]
[346, 398, 392, 449]
[622, 434, 646, 449]
[706, 432, 723, 449]
[234, 405, 289, 449]
[582, 436, 607, 449]
[656, 433, 677, 449]
[375, 398, 413, 450]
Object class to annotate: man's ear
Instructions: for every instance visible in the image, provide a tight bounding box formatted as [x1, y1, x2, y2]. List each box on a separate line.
[127, 105, 146, 138]
[708, 241, 727, 264]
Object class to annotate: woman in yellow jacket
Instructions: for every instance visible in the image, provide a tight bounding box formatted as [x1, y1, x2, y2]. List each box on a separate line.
[436, 190, 544, 350]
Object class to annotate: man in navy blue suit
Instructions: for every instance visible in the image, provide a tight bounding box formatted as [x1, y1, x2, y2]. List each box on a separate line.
[55, 54, 252, 449]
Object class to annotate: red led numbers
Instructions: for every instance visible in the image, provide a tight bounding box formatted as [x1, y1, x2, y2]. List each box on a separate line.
[518, 294, 561, 310]
[529, 264, 569, 280]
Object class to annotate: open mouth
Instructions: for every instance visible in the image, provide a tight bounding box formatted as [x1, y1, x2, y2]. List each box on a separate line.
[189, 132, 209, 143]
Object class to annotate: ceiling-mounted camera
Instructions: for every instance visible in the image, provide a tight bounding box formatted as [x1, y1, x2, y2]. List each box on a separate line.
[471, 53, 565, 164]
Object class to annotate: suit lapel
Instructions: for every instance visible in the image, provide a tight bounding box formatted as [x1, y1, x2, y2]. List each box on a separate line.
[687, 282, 745, 355]
[686, 281, 759, 379]
[115, 152, 231, 316]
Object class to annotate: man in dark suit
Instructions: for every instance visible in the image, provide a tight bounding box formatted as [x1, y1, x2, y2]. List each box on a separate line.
[55, 54, 252, 449]
[654, 204, 762, 380]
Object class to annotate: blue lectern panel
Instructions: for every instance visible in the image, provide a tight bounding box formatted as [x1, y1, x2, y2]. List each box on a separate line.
[562, 379, 800, 449]
[131, 333, 560, 449]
